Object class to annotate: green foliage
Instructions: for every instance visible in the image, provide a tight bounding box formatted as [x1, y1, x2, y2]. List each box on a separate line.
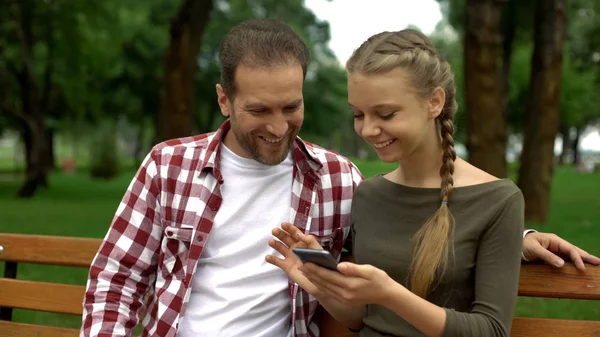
[5, 0, 348, 141]
[567, 0, 600, 70]
[506, 43, 532, 133]
[429, 20, 466, 143]
[561, 53, 600, 128]
[89, 121, 120, 180]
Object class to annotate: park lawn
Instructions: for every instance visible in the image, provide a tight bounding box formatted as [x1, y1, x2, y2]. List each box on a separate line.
[0, 161, 599, 329]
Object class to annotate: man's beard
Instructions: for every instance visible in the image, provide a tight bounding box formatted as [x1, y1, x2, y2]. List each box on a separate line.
[230, 113, 297, 166]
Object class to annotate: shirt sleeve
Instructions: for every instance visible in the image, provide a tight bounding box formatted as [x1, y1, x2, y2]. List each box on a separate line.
[442, 191, 524, 337]
[343, 160, 364, 254]
[521, 229, 537, 261]
[80, 148, 164, 337]
[349, 160, 365, 189]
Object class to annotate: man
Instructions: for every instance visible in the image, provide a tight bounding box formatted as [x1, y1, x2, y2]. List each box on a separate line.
[80, 19, 599, 337]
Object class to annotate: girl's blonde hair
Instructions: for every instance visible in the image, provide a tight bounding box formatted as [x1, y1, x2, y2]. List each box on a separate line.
[347, 29, 458, 298]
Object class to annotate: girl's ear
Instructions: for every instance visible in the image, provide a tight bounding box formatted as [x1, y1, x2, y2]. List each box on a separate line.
[429, 87, 445, 119]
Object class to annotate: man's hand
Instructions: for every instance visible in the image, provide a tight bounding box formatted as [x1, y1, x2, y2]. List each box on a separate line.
[266, 222, 325, 296]
[523, 231, 600, 271]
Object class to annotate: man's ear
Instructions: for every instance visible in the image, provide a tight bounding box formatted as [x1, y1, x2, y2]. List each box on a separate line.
[428, 87, 446, 119]
[216, 84, 231, 117]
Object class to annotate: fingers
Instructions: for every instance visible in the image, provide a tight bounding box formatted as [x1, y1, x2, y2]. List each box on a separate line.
[552, 235, 600, 269]
[568, 247, 600, 271]
[302, 262, 349, 289]
[280, 222, 323, 249]
[567, 246, 586, 271]
[266, 239, 302, 273]
[547, 235, 584, 270]
[272, 227, 298, 249]
[580, 250, 600, 266]
[300, 263, 348, 300]
[268, 239, 292, 257]
[533, 242, 565, 267]
[553, 236, 587, 270]
[525, 232, 598, 270]
[265, 254, 286, 270]
[281, 223, 314, 243]
[338, 262, 369, 278]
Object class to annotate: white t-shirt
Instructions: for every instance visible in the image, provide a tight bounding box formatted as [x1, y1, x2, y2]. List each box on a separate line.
[178, 144, 294, 337]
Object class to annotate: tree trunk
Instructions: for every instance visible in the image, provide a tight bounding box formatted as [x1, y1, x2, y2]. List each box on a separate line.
[46, 127, 56, 171]
[517, 0, 566, 224]
[156, 0, 213, 143]
[464, 0, 508, 178]
[500, 1, 517, 121]
[571, 126, 581, 165]
[18, 117, 49, 197]
[14, 1, 50, 198]
[558, 124, 570, 164]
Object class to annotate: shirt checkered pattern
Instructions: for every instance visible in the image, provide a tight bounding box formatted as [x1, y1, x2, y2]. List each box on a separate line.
[80, 120, 363, 337]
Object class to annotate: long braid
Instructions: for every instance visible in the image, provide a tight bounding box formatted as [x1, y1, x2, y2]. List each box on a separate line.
[439, 62, 458, 204]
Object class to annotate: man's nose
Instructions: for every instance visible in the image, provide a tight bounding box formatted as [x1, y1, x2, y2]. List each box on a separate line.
[266, 115, 289, 138]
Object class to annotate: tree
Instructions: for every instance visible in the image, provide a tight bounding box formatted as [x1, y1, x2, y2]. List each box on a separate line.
[156, 0, 213, 142]
[518, 0, 567, 224]
[463, 0, 507, 177]
[1, 2, 53, 197]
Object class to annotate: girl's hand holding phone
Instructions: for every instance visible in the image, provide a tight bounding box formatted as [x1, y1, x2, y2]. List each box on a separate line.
[300, 260, 396, 307]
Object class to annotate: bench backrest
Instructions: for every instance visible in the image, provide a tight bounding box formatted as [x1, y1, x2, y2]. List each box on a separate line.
[320, 260, 600, 337]
[511, 263, 600, 337]
[1, 233, 599, 337]
[0, 233, 102, 337]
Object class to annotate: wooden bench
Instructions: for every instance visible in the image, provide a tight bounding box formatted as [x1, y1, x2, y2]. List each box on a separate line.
[1, 233, 599, 337]
[0, 233, 102, 337]
[320, 257, 600, 336]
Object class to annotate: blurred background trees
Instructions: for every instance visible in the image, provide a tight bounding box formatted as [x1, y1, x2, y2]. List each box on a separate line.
[1, 0, 599, 224]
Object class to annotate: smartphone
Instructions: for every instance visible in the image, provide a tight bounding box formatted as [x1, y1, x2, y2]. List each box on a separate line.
[292, 248, 339, 271]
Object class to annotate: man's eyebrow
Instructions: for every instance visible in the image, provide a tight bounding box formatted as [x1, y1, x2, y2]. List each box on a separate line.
[244, 103, 268, 110]
[285, 99, 303, 107]
[245, 99, 303, 110]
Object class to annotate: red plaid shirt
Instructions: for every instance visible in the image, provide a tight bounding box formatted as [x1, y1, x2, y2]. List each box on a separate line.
[80, 120, 363, 337]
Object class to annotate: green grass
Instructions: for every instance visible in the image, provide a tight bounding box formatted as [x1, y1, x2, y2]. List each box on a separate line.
[0, 162, 599, 329]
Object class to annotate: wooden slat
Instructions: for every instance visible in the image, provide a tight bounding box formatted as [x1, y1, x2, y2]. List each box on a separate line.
[0, 233, 102, 267]
[0, 321, 79, 337]
[0, 278, 85, 315]
[511, 317, 600, 337]
[319, 315, 600, 337]
[519, 262, 600, 300]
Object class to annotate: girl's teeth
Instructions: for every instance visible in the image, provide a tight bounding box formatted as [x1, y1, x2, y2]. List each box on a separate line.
[373, 139, 394, 149]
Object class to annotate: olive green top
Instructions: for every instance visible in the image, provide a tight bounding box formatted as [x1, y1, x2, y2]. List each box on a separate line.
[350, 174, 524, 337]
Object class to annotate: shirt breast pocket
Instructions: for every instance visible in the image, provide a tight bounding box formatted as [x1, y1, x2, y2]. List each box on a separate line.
[160, 222, 194, 280]
[311, 227, 345, 257]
